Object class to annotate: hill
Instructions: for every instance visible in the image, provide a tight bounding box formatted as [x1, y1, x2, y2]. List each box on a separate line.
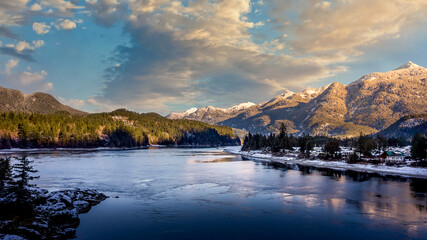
[376, 114, 427, 139]
[0, 109, 240, 148]
[0, 86, 86, 115]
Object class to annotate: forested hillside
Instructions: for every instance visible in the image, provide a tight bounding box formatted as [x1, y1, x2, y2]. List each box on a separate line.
[0, 109, 239, 148]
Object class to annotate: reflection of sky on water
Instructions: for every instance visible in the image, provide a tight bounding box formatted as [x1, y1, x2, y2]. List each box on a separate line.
[13, 147, 427, 240]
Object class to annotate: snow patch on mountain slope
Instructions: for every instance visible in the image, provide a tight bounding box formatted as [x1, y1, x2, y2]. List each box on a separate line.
[393, 61, 422, 71]
[168, 102, 255, 118]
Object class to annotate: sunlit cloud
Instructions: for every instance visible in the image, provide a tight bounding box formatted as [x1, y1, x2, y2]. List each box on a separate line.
[1, 58, 53, 93]
[0, 0, 427, 113]
[33, 22, 51, 35]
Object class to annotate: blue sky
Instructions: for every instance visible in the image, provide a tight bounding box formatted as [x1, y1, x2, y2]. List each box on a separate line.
[1, 0, 427, 115]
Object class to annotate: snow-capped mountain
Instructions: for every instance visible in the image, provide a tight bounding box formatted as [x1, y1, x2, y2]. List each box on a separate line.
[168, 61, 427, 137]
[167, 102, 255, 124]
[393, 61, 421, 70]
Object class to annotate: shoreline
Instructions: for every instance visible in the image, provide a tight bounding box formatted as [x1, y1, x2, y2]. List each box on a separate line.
[0, 144, 241, 154]
[0, 188, 107, 240]
[224, 146, 427, 179]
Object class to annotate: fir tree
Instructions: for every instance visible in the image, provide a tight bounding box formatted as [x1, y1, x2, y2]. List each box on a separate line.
[411, 133, 426, 160]
[324, 139, 340, 158]
[0, 157, 13, 192]
[10, 156, 39, 204]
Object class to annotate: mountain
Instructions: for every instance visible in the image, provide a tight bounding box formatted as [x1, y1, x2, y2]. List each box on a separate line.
[168, 61, 427, 137]
[376, 114, 427, 139]
[167, 102, 255, 124]
[0, 86, 86, 115]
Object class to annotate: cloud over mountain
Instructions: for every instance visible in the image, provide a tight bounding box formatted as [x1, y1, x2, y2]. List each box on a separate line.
[1, 1, 427, 114]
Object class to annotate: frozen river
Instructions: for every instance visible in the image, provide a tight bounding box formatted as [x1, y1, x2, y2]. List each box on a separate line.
[17, 147, 427, 239]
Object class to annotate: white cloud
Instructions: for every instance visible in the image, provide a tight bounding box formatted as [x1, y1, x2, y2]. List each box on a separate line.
[16, 70, 50, 88]
[40, 0, 85, 15]
[14, 40, 45, 52]
[269, 0, 427, 61]
[33, 22, 51, 35]
[57, 97, 86, 108]
[15, 41, 31, 52]
[84, 0, 352, 113]
[32, 40, 45, 48]
[0, 59, 53, 93]
[0, 0, 29, 26]
[4, 59, 19, 75]
[30, 3, 43, 11]
[58, 19, 76, 30]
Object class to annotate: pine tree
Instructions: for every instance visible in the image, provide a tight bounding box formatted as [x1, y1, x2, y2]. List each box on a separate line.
[324, 138, 340, 158]
[0, 157, 13, 192]
[10, 156, 39, 204]
[411, 133, 426, 160]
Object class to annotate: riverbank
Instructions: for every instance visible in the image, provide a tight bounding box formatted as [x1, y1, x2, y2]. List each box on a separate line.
[224, 146, 427, 179]
[0, 144, 240, 155]
[0, 188, 107, 239]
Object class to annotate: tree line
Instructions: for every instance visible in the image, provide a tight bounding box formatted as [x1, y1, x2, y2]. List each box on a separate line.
[0, 109, 240, 149]
[242, 123, 426, 161]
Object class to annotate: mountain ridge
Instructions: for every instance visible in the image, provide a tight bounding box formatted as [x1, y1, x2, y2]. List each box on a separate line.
[167, 102, 255, 124]
[168, 62, 427, 137]
[0, 86, 87, 115]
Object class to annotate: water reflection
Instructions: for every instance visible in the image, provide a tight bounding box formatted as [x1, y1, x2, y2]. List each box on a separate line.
[194, 157, 238, 163]
[259, 160, 427, 237]
[6, 148, 426, 239]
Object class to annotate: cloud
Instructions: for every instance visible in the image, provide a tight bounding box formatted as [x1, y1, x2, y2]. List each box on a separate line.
[0, 40, 44, 61]
[0, 26, 19, 39]
[2, 0, 425, 113]
[0, 47, 35, 62]
[4, 59, 19, 75]
[57, 97, 86, 108]
[15, 41, 31, 52]
[32, 40, 45, 48]
[33, 22, 51, 34]
[265, 0, 427, 62]
[0, 0, 29, 26]
[85, 0, 127, 27]
[85, 0, 347, 113]
[0, 59, 53, 93]
[30, 3, 43, 11]
[58, 19, 77, 30]
[15, 40, 45, 52]
[40, 0, 85, 16]
[10, 70, 53, 92]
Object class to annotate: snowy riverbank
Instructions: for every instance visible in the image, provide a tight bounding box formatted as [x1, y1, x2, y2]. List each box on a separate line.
[0, 188, 107, 240]
[224, 146, 427, 179]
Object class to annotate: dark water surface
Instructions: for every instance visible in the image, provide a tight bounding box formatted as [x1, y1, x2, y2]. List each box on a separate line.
[24, 147, 427, 239]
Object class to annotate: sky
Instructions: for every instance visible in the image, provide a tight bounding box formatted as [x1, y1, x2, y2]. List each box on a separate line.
[1, 0, 427, 115]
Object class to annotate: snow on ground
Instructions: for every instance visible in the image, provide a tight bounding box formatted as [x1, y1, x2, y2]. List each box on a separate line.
[0, 234, 27, 240]
[223, 147, 427, 178]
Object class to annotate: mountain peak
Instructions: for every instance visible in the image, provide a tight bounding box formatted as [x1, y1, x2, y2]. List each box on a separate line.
[184, 107, 198, 114]
[167, 102, 255, 122]
[393, 61, 422, 71]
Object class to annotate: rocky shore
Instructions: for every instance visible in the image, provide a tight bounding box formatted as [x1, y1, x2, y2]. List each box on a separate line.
[0, 188, 107, 239]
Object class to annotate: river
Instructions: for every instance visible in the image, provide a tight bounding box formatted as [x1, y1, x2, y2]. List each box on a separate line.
[18, 147, 427, 239]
